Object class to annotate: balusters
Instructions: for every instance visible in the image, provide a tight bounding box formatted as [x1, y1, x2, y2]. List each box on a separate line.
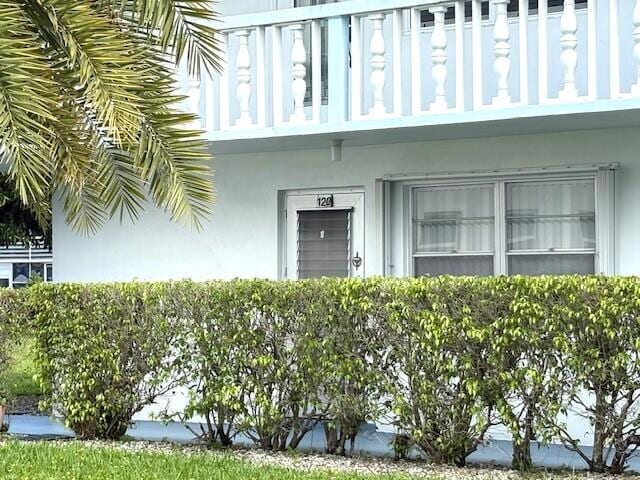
[208, 1, 629, 132]
[290, 24, 307, 123]
[455, 0, 465, 111]
[472, 0, 484, 109]
[219, 32, 230, 130]
[430, 6, 448, 111]
[492, 0, 511, 105]
[559, 0, 579, 100]
[609, 0, 620, 98]
[539, 0, 549, 102]
[235, 30, 252, 127]
[633, 0, 640, 95]
[519, 0, 530, 105]
[369, 13, 387, 117]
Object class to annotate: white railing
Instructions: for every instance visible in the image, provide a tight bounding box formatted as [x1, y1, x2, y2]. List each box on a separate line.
[189, 0, 640, 134]
[0, 236, 51, 260]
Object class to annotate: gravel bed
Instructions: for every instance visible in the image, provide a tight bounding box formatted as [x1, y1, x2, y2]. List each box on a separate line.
[16, 439, 636, 479]
[7, 395, 46, 415]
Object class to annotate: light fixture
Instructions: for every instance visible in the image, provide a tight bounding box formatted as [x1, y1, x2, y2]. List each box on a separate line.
[330, 139, 343, 162]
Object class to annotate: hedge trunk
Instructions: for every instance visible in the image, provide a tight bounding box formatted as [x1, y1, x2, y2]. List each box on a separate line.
[511, 408, 534, 471]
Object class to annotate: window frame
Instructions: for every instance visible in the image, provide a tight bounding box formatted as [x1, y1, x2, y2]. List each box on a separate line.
[405, 170, 613, 277]
[7, 261, 53, 288]
[412, 182, 498, 275]
[503, 178, 597, 275]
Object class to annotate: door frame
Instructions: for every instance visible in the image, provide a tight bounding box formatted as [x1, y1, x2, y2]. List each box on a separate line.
[280, 186, 365, 280]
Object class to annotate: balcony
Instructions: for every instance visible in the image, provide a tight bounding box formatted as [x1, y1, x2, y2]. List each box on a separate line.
[184, 0, 640, 153]
[0, 236, 51, 261]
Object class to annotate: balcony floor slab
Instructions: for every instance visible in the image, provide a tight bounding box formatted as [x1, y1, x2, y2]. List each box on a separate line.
[207, 98, 640, 155]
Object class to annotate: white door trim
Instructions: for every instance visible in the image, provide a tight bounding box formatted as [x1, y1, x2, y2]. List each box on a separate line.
[283, 187, 365, 279]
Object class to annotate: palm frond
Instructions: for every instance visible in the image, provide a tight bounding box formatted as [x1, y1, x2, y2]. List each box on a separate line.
[108, 0, 222, 76]
[57, 172, 108, 236]
[0, 0, 221, 234]
[0, 2, 56, 221]
[24, 0, 146, 147]
[136, 94, 215, 229]
[95, 147, 147, 223]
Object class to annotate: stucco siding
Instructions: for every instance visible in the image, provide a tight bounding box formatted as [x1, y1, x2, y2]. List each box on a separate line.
[53, 126, 639, 282]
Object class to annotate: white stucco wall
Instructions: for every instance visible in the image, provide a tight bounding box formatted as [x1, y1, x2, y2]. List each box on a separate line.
[53, 126, 640, 282]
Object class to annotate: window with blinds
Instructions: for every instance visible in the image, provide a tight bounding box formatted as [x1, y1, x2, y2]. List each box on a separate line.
[413, 184, 495, 276]
[506, 180, 595, 275]
[411, 177, 598, 277]
[297, 210, 351, 279]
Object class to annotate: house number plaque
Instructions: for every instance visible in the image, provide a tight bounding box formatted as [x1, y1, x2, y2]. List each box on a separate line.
[316, 194, 334, 208]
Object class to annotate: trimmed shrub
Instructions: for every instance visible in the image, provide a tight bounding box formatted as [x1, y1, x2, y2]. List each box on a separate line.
[173, 278, 390, 453]
[320, 278, 390, 456]
[0, 289, 25, 405]
[7, 276, 640, 473]
[176, 279, 332, 450]
[170, 280, 246, 446]
[486, 276, 577, 470]
[230, 279, 331, 450]
[546, 277, 640, 474]
[28, 282, 184, 439]
[384, 277, 506, 466]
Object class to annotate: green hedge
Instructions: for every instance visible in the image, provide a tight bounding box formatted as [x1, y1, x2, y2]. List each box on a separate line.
[0, 289, 25, 405]
[7, 276, 640, 473]
[27, 283, 184, 439]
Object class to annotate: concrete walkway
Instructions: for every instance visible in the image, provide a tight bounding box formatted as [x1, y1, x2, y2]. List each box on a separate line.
[6, 414, 640, 472]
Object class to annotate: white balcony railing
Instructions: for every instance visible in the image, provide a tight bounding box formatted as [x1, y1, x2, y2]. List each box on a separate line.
[186, 0, 640, 136]
[0, 236, 51, 260]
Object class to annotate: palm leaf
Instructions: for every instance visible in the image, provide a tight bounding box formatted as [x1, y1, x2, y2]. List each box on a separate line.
[0, 0, 222, 233]
[0, 2, 56, 222]
[108, 0, 222, 76]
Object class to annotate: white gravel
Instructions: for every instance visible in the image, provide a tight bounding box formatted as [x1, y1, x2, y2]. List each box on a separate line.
[22, 439, 638, 479]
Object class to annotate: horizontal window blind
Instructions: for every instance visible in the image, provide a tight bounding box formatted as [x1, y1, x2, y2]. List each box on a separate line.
[413, 184, 495, 276]
[411, 177, 598, 277]
[297, 210, 351, 279]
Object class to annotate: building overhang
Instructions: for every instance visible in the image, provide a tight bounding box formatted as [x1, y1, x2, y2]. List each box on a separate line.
[207, 98, 640, 155]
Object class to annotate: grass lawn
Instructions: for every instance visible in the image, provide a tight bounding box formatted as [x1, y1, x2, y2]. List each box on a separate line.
[0, 441, 431, 480]
[1, 338, 41, 397]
